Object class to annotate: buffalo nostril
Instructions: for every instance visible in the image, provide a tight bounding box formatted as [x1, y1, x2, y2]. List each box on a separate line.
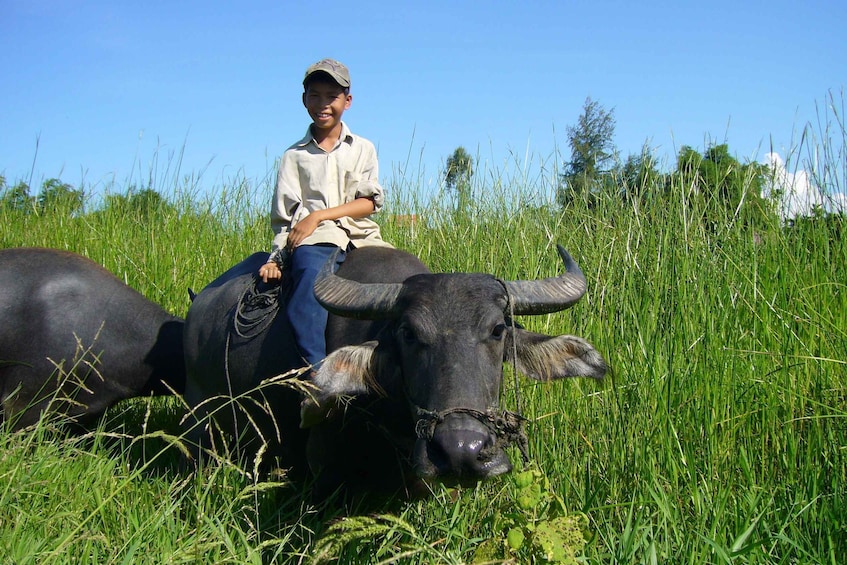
[429, 428, 499, 477]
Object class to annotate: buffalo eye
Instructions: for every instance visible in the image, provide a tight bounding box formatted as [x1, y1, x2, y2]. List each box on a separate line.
[398, 324, 417, 345]
[491, 323, 507, 340]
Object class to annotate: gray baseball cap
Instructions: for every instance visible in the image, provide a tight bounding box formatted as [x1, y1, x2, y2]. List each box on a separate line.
[303, 59, 351, 88]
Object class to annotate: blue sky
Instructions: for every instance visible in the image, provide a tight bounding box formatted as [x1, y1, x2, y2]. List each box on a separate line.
[2, 0, 844, 203]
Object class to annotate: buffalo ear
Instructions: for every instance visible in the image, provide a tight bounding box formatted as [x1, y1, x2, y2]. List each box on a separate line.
[300, 341, 386, 428]
[504, 329, 606, 381]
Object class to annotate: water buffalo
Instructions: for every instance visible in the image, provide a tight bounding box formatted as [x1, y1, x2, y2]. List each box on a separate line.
[182, 245, 605, 496]
[0, 248, 186, 430]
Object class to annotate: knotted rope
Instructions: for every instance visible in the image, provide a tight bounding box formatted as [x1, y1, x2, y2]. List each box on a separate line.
[232, 277, 282, 339]
[232, 251, 291, 340]
[414, 406, 531, 463]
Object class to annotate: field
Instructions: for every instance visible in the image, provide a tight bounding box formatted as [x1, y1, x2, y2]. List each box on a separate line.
[1, 149, 845, 563]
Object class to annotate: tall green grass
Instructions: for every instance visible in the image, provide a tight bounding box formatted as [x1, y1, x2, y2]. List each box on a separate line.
[1, 120, 845, 563]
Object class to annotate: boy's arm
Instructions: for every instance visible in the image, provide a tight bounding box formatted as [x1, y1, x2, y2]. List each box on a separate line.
[260, 196, 375, 283]
[286, 197, 375, 248]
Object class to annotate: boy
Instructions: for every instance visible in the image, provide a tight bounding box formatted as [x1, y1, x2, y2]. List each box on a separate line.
[258, 58, 392, 371]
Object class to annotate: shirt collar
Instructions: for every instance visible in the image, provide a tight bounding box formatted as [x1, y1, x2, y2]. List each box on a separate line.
[297, 121, 354, 148]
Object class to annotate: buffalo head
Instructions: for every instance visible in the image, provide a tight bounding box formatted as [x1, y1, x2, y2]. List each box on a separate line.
[303, 245, 606, 483]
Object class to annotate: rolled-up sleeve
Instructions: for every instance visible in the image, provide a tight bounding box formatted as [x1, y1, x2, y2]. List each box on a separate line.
[352, 140, 384, 212]
[347, 178, 384, 211]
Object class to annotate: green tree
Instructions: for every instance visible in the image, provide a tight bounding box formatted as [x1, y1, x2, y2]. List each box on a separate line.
[101, 188, 176, 219]
[673, 143, 772, 230]
[444, 146, 474, 212]
[617, 143, 663, 204]
[37, 178, 84, 215]
[675, 145, 701, 184]
[0, 178, 35, 213]
[558, 97, 616, 207]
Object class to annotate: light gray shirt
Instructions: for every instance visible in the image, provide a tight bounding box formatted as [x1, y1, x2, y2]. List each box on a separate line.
[270, 122, 392, 256]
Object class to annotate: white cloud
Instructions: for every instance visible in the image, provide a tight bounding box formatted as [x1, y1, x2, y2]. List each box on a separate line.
[831, 191, 847, 214]
[762, 152, 846, 220]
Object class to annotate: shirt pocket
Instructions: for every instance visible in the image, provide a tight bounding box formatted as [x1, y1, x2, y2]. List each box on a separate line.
[343, 171, 362, 202]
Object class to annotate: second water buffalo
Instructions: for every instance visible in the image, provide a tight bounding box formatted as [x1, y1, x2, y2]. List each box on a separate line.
[0, 247, 186, 430]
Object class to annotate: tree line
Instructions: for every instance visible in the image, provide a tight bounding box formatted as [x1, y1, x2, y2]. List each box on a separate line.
[555, 98, 772, 222]
[0, 175, 176, 218]
[441, 97, 845, 231]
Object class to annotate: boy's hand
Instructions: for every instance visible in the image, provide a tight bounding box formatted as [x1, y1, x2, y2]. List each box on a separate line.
[258, 261, 282, 283]
[287, 212, 322, 247]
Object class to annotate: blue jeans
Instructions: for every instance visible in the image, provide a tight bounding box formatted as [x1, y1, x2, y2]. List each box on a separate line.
[286, 244, 346, 369]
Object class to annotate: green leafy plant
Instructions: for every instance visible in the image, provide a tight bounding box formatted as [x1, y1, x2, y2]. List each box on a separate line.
[473, 464, 590, 564]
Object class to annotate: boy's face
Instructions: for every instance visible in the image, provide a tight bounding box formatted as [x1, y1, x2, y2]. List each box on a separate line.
[303, 80, 352, 132]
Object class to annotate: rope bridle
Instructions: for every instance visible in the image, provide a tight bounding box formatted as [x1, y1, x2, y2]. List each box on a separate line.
[413, 406, 530, 463]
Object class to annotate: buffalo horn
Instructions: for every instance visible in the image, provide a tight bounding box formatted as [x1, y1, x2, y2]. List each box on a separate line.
[313, 250, 402, 319]
[504, 245, 587, 315]
[314, 244, 586, 319]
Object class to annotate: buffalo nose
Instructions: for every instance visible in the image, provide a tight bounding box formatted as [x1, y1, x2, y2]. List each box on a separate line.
[429, 424, 510, 478]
